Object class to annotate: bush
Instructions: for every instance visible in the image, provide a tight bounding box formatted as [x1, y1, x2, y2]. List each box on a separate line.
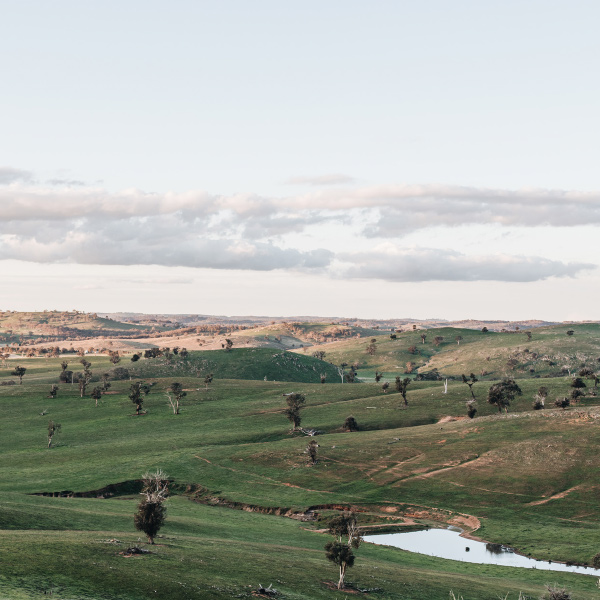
[110, 367, 130, 380]
[592, 552, 600, 568]
[541, 585, 571, 600]
[344, 416, 359, 431]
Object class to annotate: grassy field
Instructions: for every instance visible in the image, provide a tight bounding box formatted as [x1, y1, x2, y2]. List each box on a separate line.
[2, 335, 600, 599]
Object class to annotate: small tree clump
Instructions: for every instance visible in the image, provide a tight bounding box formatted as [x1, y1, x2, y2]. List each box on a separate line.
[320, 374, 327, 384]
[134, 470, 168, 544]
[224, 339, 233, 352]
[374, 371, 383, 382]
[344, 416, 359, 431]
[532, 395, 545, 410]
[48, 384, 59, 398]
[554, 397, 570, 410]
[381, 382, 389, 393]
[433, 336, 444, 347]
[366, 339, 377, 356]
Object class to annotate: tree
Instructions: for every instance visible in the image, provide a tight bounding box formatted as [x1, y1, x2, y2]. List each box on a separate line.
[306, 439, 319, 464]
[461, 373, 478, 399]
[320, 374, 326, 384]
[324, 513, 362, 590]
[224, 339, 233, 352]
[455, 335, 463, 345]
[47, 420, 61, 448]
[579, 367, 599, 389]
[433, 336, 444, 347]
[532, 387, 546, 410]
[90, 386, 103, 407]
[395, 377, 410, 406]
[11, 365, 26, 384]
[166, 382, 186, 415]
[59, 369, 73, 383]
[405, 361, 416, 374]
[344, 415, 359, 431]
[389, 333, 397, 340]
[101, 373, 111, 392]
[420, 333, 427, 344]
[374, 371, 383, 382]
[284, 393, 306, 431]
[134, 470, 168, 544]
[571, 377, 586, 390]
[109, 351, 121, 365]
[203, 373, 213, 390]
[407, 345, 418, 355]
[312, 350, 326, 361]
[566, 330, 574, 336]
[131, 353, 141, 362]
[48, 384, 59, 398]
[78, 364, 92, 398]
[487, 378, 522, 413]
[382, 382, 389, 393]
[366, 339, 377, 355]
[61, 361, 69, 372]
[129, 381, 151, 415]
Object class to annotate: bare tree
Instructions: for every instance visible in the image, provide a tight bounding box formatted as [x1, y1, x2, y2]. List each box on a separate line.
[47, 420, 61, 448]
[461, 373, 478, 399]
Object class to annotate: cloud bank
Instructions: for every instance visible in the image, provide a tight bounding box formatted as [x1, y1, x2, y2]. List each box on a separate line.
[0, 175, 596, 282]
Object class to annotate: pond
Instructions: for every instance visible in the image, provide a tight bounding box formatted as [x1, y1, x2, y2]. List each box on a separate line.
[363, 528, 599, 576]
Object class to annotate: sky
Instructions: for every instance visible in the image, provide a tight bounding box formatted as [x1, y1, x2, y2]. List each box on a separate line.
[1, 0, 600, 321]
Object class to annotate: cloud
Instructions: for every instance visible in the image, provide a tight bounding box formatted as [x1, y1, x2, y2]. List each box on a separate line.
[285, 174, 356, 186]
[338, 246, 595, 282]
[0, 167, 33, 184]
[0, 231, 333, 272]
[47, 178, 86, 186]
[0, 178, 598, 279]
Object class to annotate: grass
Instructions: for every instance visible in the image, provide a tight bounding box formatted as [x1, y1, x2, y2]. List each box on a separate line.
[2, 345, 600, 599]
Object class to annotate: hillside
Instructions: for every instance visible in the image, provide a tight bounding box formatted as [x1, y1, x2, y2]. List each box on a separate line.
[302, 323, 600, 381]
[127, 347, 342, 384]
[2, 333, 600, 598]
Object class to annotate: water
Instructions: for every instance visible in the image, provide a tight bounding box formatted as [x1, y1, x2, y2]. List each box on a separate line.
[363, 528, 599, 576]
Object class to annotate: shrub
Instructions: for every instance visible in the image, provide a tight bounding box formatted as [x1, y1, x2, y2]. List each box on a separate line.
[344, 416, 359, 431]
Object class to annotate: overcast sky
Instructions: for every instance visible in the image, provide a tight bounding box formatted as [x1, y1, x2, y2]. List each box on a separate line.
[1, 1, 599, 320]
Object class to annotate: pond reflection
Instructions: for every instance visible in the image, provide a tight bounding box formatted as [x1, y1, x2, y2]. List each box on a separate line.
[363, 528, 599, 576]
